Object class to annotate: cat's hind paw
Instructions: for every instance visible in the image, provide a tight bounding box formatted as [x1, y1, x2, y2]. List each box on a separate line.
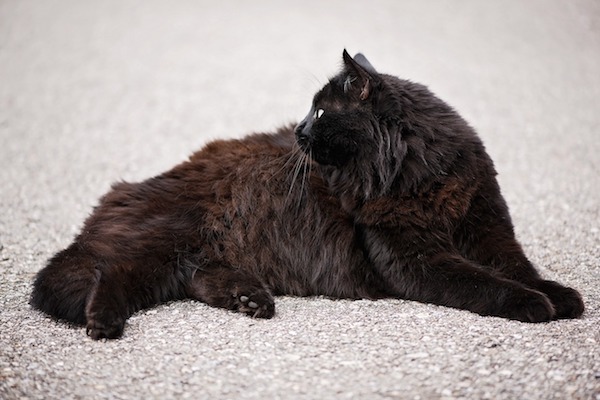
[236, 291, 275, 319]
[86, 311, 125, 340]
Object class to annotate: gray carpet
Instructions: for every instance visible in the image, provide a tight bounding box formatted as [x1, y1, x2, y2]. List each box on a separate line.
[1, 1, 599, 398]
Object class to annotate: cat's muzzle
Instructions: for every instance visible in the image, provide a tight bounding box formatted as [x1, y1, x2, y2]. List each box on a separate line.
[294, 122, 311, 152]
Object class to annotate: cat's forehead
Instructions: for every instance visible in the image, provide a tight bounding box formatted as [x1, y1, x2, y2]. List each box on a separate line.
[314, 77, 351, 109]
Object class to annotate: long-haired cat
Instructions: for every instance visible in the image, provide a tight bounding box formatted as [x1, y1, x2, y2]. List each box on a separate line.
[31, 50, 584, 339]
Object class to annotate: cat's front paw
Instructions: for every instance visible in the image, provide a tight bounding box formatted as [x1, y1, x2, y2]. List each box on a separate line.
[86, 311, 125, 340]
[235, 290, 275, 319]
[499, 287, 555, 323]
[533, 280, 584, 319]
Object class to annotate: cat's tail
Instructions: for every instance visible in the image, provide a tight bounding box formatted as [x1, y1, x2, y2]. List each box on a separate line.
[30, 241, 97, 325]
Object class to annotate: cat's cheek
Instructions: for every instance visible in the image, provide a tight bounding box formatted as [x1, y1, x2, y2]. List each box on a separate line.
[313, 137, 359, 167]
[312, 148, 352, 167]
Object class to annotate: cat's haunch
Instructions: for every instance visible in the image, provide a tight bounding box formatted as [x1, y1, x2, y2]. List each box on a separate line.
[31, 50, 584, 339]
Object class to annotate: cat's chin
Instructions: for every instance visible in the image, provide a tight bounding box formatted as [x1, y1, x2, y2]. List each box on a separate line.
[295, 142, 311, 159]
[304, 144, 355, 168]
[295, 140, 336, 167]
[314, 156, 349, 169]
[295, 134, 309, 152]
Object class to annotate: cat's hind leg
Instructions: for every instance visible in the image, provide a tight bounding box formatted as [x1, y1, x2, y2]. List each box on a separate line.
[185, 265, 275, 319]
[85, 258, 191, 340]
[31, 242, 97, 325]
[84, 265, 130, 340]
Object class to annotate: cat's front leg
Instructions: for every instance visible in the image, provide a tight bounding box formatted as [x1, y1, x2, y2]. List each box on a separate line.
[363, 227, 556, 322]
[530, 280, 584, 319]
[186, 265, 275, 319]
[454, 179, 584, 319]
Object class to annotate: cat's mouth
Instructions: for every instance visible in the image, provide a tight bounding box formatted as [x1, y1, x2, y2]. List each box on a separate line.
[294, 122, 310, 149]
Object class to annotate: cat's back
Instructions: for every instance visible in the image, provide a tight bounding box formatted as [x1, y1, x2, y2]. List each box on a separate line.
[188, 125, 295, 169]
[147, 125, 297, 209]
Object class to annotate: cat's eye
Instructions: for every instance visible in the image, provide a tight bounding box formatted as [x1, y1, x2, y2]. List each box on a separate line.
[314, 109, 324, 119]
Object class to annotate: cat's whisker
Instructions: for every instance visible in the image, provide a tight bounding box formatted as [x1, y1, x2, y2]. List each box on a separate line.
[286, 143, 314, 211]
[298, 152, 309, 202]
[268, 145, 302, 183]
[282, 146, 301, 183]
[285, 148, 306, 206]
[308, 150, 313, 191]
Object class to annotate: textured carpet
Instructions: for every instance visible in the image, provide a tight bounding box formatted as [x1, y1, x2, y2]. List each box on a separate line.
[1, 1, 599, 398]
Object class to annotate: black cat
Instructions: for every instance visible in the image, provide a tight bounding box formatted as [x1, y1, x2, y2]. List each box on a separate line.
[31, 50, 584, 339]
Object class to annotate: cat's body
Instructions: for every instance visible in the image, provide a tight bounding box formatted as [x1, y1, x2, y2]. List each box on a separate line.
[31, 51, 584, 339]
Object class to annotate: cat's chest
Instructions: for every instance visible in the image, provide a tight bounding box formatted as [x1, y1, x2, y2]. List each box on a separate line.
[352, 178, 479, 229]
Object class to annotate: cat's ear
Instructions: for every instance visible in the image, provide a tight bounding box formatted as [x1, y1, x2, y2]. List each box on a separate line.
[342, 49, 377, 100]
[352, 53, 378, 75]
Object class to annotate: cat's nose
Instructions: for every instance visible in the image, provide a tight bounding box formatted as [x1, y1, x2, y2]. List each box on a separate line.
[294, 121, 305, 135]
[294, 122, 310, 143]
[295, 126, 311, 148]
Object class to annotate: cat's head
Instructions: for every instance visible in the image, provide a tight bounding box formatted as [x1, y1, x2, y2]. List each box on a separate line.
[295, 50, 407, 199]
[295, 50, 379, 167]
[295, 50, 466, 202]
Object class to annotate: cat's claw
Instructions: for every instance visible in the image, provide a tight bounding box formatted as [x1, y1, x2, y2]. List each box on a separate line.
[236, 292, 275, 319]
